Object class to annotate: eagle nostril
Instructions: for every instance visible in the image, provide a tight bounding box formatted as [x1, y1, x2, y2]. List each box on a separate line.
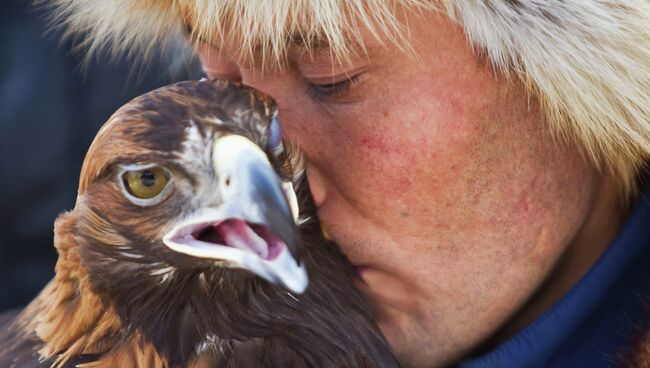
[225, 177, 231, 186]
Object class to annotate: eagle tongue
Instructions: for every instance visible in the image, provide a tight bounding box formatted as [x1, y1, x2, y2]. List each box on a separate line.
[215, 219, 269, 259]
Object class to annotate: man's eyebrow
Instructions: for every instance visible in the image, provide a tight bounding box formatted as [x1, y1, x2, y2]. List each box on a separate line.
[184, 21, 331, 50]
[288, 34, 331, 50]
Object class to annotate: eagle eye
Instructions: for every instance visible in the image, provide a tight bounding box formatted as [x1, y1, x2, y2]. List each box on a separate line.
[119, 165, 171, 205]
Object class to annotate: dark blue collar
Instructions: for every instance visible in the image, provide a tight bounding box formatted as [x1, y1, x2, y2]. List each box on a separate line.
[459, 187, 650, 368]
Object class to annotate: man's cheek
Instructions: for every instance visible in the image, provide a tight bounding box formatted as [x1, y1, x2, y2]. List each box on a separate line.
[349, 119, 478, 200]
[332, 137, 443, 221]
[355, 133, 419, 192]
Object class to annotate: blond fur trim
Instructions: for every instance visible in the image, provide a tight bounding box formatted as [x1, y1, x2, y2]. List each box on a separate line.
[41, 0, 650, 195]
[444, 1, 650, 196]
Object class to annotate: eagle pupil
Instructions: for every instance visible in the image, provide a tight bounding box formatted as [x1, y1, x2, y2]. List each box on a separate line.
[140, 171, 156, 187]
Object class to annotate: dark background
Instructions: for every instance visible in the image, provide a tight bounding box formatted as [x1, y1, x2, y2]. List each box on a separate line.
[0, 0, 200, 311]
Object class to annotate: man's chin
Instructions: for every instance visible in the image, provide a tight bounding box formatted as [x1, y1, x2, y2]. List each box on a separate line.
[353, 266, 418, 313]
[377, 313, 455, 368]
[356, 285, 458, 368]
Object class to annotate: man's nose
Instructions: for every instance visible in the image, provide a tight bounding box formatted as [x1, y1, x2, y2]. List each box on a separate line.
[238, 69, 330, 209]
[270, 103, 330, 210]
[305, 165, 328, 208]
[239, 71, 309, 141]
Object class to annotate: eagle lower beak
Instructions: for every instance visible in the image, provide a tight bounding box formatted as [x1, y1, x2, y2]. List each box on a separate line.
[162, 135, 307, 294]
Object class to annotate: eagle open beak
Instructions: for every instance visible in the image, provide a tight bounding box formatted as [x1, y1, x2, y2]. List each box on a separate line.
[162, 135, 307, 294]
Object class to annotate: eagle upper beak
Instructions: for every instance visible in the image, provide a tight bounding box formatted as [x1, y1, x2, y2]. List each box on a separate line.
[162, 135, 307, 294]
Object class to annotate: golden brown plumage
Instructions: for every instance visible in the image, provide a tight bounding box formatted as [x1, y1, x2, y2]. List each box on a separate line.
[0, 80, 397, 367]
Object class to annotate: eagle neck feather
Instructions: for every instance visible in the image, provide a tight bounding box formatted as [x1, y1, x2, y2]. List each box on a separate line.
[30, 212, 165, 368]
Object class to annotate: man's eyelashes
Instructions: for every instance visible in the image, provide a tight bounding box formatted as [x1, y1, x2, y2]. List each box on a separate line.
[306, 74, 362, 101]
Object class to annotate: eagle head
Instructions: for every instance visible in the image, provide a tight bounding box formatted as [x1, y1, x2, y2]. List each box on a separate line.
[0, 80, 397, 368]
[72, 79, 306, 305]
[1, 79, 398, 368]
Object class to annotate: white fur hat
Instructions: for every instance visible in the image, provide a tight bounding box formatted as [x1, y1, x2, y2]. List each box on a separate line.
[45, 0, 650, 193]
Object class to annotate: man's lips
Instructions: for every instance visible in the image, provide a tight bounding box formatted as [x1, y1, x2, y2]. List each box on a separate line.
[353, 265, 374, 286]
[354, 265, 372, 277]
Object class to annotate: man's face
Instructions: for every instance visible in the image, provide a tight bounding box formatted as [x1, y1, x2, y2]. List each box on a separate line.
[197, 11, 597, 367]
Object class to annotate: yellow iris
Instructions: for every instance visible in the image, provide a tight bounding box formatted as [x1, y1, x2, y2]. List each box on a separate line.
[123, 167, 169, 199]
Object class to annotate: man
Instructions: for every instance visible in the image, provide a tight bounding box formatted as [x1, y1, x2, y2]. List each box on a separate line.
[47, 1, 650, 366]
